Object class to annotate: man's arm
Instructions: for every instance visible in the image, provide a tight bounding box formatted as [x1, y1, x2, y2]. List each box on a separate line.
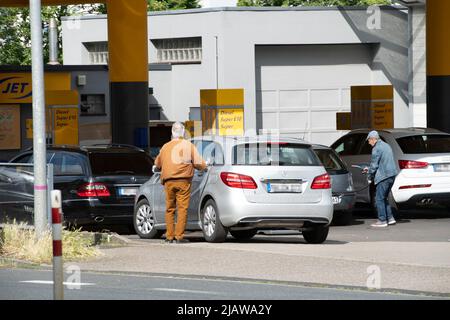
[155, 150, 162, 169]
[191, 143, 207, 171]
[368, 147, 381, 180]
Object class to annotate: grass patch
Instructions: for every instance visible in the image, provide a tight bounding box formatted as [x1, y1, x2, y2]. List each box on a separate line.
[0, 222, 102, 265]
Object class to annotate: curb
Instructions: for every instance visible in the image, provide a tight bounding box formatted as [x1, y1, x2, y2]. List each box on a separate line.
[79, 231, 132, 247]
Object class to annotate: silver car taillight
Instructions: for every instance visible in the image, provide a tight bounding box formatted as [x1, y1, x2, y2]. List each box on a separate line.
[220, 172, 258, 189]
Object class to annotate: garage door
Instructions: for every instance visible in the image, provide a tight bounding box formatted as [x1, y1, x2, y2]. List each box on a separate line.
[256, 44, 374, 146]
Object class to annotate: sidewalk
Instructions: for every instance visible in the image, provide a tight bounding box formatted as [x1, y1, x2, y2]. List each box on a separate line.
[73, 235, 450, 295]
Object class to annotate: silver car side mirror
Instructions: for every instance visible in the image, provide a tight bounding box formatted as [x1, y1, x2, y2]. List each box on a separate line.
[152, 165, 161, 174]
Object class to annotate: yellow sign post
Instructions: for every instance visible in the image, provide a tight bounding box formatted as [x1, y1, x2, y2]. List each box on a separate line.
[200, 89, 244, 136]
[350, 85, 394, 130]
[53, 108, 79, 146]
[218, 108, 244, 136]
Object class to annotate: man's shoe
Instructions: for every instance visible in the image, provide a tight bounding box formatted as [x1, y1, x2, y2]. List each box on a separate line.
[371, 220, 388, 228]
[175, 239, 189, 244]
[164, 239, 174, 243]
[388, 218, 396, 225]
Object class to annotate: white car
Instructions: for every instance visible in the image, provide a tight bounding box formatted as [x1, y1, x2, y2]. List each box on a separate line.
[331, 128, 450, 211]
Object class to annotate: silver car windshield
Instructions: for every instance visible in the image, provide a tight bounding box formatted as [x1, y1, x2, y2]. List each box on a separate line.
[232, 143, 320, 166]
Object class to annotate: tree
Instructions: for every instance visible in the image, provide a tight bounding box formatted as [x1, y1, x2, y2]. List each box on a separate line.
[0, 5, 106, 65]
[0, 1, 199, 65]
[148, 0, 200, 11]
[237, 0, 391, 6]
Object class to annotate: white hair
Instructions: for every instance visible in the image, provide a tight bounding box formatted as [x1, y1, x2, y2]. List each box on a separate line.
[171, 121, 185, 139]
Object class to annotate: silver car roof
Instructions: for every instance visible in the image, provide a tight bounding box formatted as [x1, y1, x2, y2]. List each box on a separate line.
[193, 135, 312, 146]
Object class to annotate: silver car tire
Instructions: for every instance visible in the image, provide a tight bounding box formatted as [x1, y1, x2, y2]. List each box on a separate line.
[134, 199, 163, 239]
[201, 199, 228, 243]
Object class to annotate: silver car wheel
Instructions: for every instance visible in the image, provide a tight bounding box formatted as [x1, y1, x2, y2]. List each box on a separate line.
[203, 204, 216, 237]
[136, 203, 154, 235]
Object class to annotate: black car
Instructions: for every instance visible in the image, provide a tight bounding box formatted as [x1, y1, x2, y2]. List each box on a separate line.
[7, 144, 154, 228]
[312, 144, 356, 225]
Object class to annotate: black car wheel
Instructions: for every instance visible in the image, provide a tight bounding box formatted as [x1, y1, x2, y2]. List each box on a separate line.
[134, 199, 163, 239]
[302, 224, 329, 244]
[332, 211, 353, 226]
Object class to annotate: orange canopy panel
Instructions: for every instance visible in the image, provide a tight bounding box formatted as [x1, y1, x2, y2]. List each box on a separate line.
[0, 0, 105, 7]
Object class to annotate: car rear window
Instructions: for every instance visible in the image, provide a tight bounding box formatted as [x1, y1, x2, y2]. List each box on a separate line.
[396, 135, 450, 154]
[232, 143, 321, 166]
[314, 149, 347, 172]
[89, 152, 154, 175]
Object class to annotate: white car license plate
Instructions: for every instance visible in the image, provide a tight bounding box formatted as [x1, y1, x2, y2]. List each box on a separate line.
[267, 183, 302, 193]
[118, 187, 138, 196]
[332, 196, 341, 205]
[434, 163, 450, 172]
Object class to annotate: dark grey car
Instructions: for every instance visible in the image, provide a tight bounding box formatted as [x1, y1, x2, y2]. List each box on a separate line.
[312, 145, 356, 225]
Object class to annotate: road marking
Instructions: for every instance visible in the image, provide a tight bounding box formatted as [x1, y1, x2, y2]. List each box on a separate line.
[151, 288, 219, 295]
[20, 280, 95, 286]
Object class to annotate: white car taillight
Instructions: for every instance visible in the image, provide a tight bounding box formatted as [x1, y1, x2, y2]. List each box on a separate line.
[398, 160, 429, 169]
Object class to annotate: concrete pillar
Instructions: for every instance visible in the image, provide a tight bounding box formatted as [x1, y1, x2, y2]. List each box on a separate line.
[408, 4, 427, 128]
[107, 0, 149, 148]
[426, 0, 450, 133]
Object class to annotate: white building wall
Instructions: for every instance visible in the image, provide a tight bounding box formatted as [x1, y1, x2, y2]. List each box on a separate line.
[63, 17, 108, 65]
[62, 7, 411, 145]
[408, 4, 427, 128]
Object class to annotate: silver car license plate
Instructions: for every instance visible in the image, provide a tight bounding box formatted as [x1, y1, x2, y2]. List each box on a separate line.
[267, 183, 302, 193]
[434, 163, 450, 172]
[118, 187, 138, 196]
[332, 196, 341, 205]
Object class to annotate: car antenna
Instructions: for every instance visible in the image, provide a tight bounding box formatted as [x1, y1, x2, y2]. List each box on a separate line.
[301, 121, 308, 141]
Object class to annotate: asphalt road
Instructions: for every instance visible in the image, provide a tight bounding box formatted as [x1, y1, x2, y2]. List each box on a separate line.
[120, 206, 450, 243]
[0, 268, 445, 300]
[2, 207, 449, 300]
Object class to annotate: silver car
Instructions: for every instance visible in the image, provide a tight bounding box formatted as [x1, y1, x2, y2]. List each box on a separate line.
[134, 136, 334, 244]
[312, 145, 356, 225]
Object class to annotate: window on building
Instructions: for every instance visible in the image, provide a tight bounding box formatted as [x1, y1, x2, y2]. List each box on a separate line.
[152, 37, 202, 64]
[83, 42, 108, 65]
[80, 94, 106, 116]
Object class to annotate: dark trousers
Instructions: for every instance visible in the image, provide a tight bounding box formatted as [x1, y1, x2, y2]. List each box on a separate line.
[375, 177, 395, 222]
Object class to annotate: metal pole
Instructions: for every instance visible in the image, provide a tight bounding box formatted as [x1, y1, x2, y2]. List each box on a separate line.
[215, 36, 219, 90]
[47, 163, 54, 229]
[30, 0, 48, 238]
[48, 18, 59, 65]
[51, 190, 64, 300]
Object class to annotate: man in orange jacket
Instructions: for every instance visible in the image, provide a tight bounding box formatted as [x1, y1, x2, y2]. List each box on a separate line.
[155, 122, 207, 243]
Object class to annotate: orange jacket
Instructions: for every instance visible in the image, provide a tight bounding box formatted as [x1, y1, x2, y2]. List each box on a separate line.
[155, 139, 207, 184]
